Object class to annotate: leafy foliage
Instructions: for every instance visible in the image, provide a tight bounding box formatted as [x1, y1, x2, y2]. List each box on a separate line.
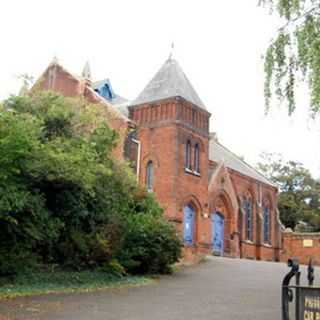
[0, 92, 182, 277]
[260, 0, 320, 115]
[119, 213, 182, 274]
[257, 152, 320, 229]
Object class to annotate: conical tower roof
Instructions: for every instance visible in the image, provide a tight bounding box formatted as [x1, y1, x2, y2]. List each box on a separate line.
[132, 58, 206, 110]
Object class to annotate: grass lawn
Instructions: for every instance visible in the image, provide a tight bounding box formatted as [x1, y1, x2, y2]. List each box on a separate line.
[0, 271, 153, 299]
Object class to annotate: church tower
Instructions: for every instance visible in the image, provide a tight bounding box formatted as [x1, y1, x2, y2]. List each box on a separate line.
[129, 57, 211, 247]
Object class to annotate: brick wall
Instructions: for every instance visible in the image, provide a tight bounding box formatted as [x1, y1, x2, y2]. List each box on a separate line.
[281, 231, 320, 265]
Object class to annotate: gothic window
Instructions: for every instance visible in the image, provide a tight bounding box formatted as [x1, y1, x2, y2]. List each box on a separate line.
[263, 204, 271, 244]
[185, 140, 192, 170]
[194, 143, 200, 173]
[146, 161, 154, 192]
[243, 195, 253, 241]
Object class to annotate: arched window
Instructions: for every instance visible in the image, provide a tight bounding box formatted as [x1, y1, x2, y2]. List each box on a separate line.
[263, 205, 270, 244]
[146, 161, 154, 192]
[185, 140, 192, 170]
[194, 143, 200, 173]
[183, 204, 195, 245]
[243, 195, 253, 241]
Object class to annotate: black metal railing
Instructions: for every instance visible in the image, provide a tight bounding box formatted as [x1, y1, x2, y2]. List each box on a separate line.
[282, 258, 319, 320]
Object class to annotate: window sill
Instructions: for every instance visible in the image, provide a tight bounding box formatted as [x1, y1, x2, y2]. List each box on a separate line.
[243, 240, 255, 245]
[262, 242, 272, 248]
[185, 167, 193, 173]
[184, 168, 201, 177]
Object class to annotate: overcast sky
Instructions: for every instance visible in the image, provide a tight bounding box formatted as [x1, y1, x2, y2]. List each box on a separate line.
[1, 0, 320, 177]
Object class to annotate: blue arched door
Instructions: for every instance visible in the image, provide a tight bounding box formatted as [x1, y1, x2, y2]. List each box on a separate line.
[212, 212, 224, 255]
[183, 204, 195, 245]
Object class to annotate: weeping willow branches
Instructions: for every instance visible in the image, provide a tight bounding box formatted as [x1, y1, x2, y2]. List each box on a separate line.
[260, 0, 320, 116]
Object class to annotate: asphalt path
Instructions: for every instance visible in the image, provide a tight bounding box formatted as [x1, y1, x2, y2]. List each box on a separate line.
[0, 257, 294, 320]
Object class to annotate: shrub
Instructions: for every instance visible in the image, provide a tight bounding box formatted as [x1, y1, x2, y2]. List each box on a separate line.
[119, 214, 182, 274]
[0, 246, 39, 277]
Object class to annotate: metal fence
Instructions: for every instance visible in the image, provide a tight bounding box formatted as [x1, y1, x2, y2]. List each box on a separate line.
[282, 258, 320, 320]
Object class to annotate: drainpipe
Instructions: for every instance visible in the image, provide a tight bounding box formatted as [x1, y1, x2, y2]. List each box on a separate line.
[131, 138, 141, 182]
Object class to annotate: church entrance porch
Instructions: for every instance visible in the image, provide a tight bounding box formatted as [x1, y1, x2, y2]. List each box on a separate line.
[210, 193, 240, 258]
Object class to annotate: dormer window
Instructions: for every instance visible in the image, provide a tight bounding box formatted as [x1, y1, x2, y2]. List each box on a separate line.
[194, 143, 200, 174]
[102, 83, 114, 100]
[94, 80, 115, 101]
[185, 140, 192, 170]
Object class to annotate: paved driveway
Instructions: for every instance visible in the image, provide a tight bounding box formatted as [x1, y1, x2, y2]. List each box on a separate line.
[0, 257, 291, 320]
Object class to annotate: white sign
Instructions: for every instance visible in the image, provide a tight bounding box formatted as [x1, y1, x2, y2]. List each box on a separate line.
[303, 239, 314, 248]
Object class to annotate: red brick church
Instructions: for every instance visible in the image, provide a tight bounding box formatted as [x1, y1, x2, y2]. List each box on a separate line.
[33, 56, 283, 262]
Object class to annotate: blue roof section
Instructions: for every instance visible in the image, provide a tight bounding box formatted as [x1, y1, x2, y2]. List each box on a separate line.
[93, 79, 128, 106]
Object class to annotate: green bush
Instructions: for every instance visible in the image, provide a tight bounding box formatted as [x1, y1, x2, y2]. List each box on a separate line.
[119, 214, 182, 274]
[0, 92, 182, 277]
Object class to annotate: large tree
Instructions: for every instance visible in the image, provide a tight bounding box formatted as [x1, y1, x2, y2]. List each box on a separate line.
[257, 152, 320, 230]
[259, 0, 320, 116]
[0, 92, 181, 276]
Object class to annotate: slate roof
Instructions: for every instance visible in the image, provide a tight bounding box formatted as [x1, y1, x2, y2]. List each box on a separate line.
[209, 137, 276, 187]
[131, 58, 206, 110]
